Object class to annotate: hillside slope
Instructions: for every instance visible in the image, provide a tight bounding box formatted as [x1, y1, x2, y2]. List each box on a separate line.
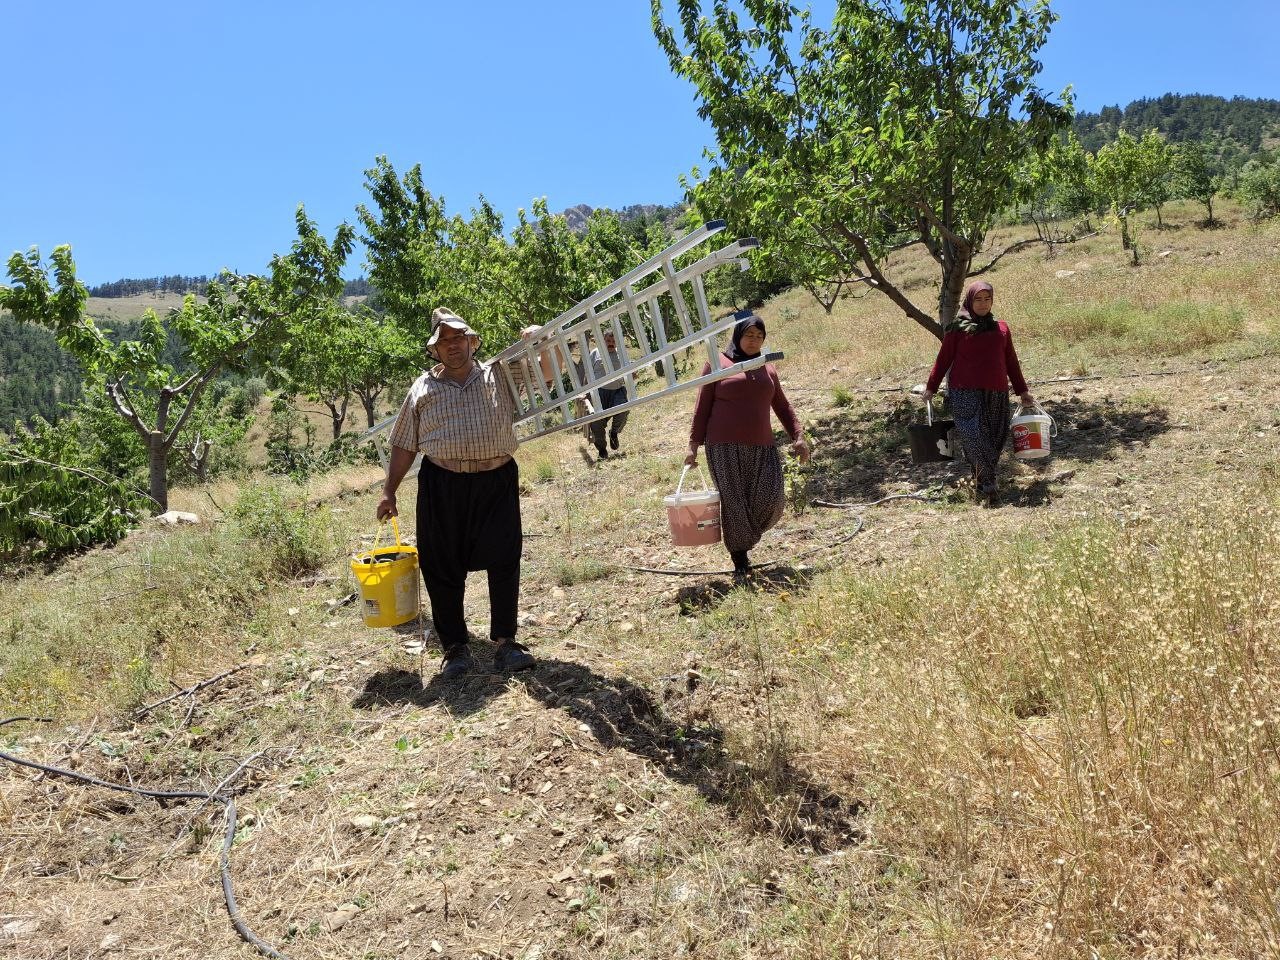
[3, 202, 1280, 959]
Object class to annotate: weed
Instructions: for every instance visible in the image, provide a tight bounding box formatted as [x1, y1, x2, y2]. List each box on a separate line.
[533, 458, 558, 483]
[553, 557, 614, 586]
[230, 483, 337, 577]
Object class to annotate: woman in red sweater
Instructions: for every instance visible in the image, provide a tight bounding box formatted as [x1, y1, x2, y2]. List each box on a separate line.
[685, 314, 810, 579]
[923, 281, 1035, 506]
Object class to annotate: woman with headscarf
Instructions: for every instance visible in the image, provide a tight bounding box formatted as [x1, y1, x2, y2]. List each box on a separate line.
[923, 281, 1035, 507]
[685, 314, 810, 580]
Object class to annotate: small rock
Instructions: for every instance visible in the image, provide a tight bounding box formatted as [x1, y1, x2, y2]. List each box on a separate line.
[431, 942, 443, 954]
[287, 607, 300, 617]
[1158, 249, 1172, 258]
[552, 868, 576, 883]
[155, 510, 200, 526]
[500, 833, 516, 847]
[552, 587, 566, 600]
[349, 814, 380, 832]
[593, 868, 618, 888]
[322, 903, 361, 932]
[1054, 270, 1076, 279]
[100, 933, 123, 952]
[618, 621, 635, 633]
[1, 919, 39, 940]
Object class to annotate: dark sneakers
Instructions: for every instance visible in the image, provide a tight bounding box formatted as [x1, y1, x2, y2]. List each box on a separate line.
[595, 445, 609, 460]
[608, 431, 619, 451]
[493, 639, 536, 672]
[438, 645, 475, 681]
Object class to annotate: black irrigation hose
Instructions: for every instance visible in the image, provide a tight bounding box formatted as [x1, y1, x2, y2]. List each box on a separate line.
[0, 717, 290, 960]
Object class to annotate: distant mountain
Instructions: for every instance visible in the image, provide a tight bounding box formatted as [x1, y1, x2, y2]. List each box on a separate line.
[556, 202, 689, 235]
[1073, 94, 1280, 162]
[88, 274, 373, 300]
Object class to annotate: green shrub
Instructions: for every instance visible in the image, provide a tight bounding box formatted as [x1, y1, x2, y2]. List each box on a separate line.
[229, 483, 336, 577]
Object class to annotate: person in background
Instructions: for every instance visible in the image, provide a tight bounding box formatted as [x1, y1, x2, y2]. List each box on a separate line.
[377, 308, 535, 680]
[580, 328, 630, 460]
[685, 314, 810, 581]
[922, 281, 1035, 507]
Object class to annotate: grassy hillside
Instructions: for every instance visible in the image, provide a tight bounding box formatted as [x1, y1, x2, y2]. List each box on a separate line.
[3, 200, 1280, 958]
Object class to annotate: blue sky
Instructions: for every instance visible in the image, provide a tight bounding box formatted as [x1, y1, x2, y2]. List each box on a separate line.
[2, 0, 1276, 286]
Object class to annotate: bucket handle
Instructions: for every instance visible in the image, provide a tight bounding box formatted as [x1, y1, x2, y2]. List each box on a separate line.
[675, 464, 711, 498]
[1013, 400, 1058, 438]
[370, 515, 405, 550]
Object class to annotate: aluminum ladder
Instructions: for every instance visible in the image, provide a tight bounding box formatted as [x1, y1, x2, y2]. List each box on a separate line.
[361, 220, 780, 466]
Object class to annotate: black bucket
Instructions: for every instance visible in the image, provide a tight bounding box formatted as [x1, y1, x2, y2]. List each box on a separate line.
[908, 399, 955, 464]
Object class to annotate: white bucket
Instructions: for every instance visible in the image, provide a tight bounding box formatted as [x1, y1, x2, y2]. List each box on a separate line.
[1011, 402, 1056, 460]
[664, 465, 722, 547]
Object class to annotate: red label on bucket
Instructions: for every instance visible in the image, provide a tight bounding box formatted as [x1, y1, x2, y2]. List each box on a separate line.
[1013, 423, 1044, 452]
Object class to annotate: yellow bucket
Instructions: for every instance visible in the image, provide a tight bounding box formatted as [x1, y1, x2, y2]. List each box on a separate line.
[350, 517, 420, 628]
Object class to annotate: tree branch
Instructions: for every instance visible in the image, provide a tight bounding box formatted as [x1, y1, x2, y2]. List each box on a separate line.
[2, 454, 162, 509]
[969, 237, 1057, 277]
[106, 380, 151, 439]
[832, 223, 943, 339]
[163, 363, 222, 447]
[915, 201, 971, 257]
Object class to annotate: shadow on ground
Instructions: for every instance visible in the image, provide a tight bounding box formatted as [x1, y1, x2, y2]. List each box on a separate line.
[352, 648, 861, 852]
[674, 564, 816, 615]
[806, 392, 1172, 508]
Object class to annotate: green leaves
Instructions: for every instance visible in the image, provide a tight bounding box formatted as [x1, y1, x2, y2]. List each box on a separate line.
[655, 0, 1070, 333]
[2, 207, 353, 515]
[0, 418, 145, 563]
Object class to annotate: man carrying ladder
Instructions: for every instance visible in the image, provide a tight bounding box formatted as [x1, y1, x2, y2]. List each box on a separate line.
[377, 308, 535, 681]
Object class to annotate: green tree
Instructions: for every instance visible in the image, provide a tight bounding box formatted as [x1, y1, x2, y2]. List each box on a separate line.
[1236, 155, 1280, 220]
[1090, 130, 1148, 264]
[1137, 130, 1175, 229]
[346, 307, 421, 428]
[1171, 140, 1220, 225]
[1, 207, 353, 510]
[653, 0, 1071, 336]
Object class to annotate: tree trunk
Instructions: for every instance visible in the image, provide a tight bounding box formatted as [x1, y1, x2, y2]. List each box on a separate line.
[357, 389, 380, 428]
[1206, 197, 1215, 225]
[1155, 204, 1164, 230]
[148, 432, 168, 511]
[938, 257, 970, 333]
[324, 397, 349, 441]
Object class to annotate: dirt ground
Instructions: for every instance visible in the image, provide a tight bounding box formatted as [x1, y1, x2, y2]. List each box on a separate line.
[4, 336, 1278, 959]
[6, 205, 1280, 957]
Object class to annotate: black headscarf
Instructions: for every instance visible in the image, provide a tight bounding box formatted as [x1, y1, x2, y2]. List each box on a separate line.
[727, 314, 766, 362]
[954, 281, 998, 335]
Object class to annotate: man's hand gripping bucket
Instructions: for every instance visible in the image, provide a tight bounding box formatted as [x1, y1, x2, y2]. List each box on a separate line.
[351, 516, 420, 628]
[664, 465, 722, 547]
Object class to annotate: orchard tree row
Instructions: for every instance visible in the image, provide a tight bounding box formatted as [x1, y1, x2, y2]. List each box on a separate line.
[0, 172, 676, 561]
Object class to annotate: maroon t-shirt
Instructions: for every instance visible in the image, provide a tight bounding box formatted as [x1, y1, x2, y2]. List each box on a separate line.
[926, 320, 1028, 394]
[690, 354, 802, 446]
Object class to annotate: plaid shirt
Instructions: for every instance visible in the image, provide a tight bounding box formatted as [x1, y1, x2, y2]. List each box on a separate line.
[389, 360, 518, 459]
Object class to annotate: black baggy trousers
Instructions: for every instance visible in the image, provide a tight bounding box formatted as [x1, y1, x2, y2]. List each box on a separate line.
[415, 457, 521, 651]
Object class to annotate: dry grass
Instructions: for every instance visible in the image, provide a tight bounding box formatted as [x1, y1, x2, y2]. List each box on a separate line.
[5, 207, 1280, 958]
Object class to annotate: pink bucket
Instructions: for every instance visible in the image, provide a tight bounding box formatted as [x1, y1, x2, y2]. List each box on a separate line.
[664, 466, 722, 547]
